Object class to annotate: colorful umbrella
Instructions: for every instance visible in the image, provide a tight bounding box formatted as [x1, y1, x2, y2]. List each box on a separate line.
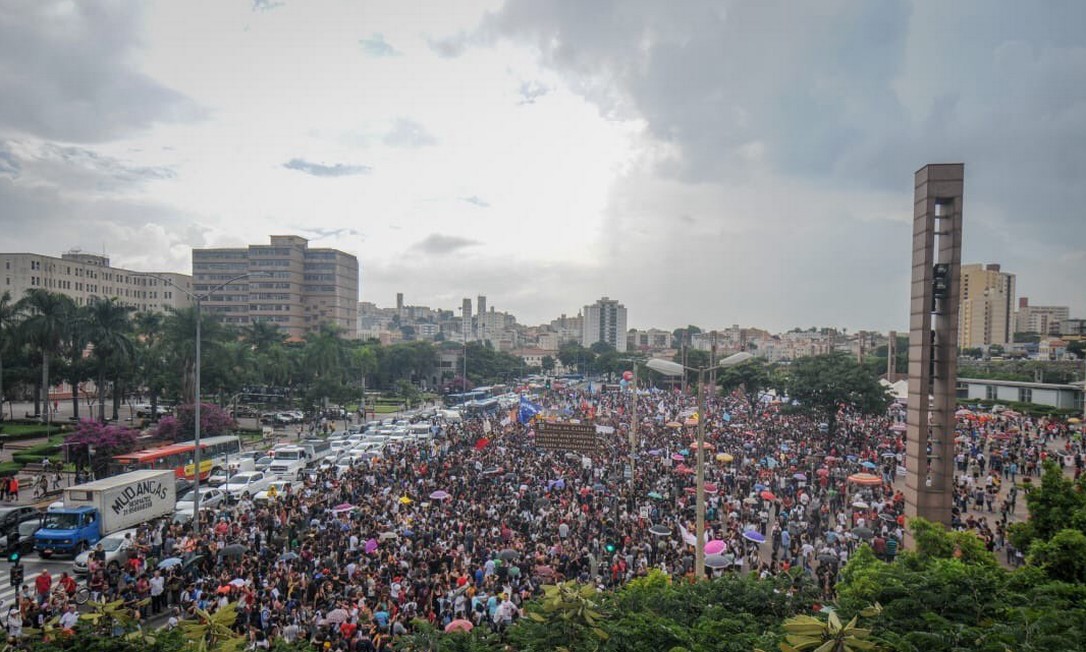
[429, 490, 451, 501]
[704, 539, 725, 555]
[742, 530, 766, 544]
[847, 472, 882, 486]
[445, 619, 474, 633]
[759, 490, 776, 501]
[717, 453, 734, 463]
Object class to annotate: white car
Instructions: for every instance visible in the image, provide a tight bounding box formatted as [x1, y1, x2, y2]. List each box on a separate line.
[74, 528, 138, 575]
[253, 480, 296, 504]
[175, 487, 227, 515]
[223, 471, 269, 499]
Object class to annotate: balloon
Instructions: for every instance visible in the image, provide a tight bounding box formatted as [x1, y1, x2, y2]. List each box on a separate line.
[622, 371, 634, 381]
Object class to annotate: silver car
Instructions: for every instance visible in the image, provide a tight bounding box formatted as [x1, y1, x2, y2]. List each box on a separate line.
[73, 528, 138, 575]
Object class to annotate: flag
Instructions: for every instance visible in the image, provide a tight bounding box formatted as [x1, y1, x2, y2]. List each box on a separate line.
[518, 396, 542, 424]
[474, 437, 490, 450]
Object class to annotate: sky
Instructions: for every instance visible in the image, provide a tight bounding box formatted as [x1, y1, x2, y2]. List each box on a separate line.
[1, 0, 1083, 334]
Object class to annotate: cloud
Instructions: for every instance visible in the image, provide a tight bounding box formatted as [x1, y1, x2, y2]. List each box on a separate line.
[282, 158, 371, 177]
[517, 81, 550, 105]
[411, 234, 480, 255]
[359, 33, 400, 57]
[0, 1, 203, 143]
[0, 139, 175, 194]
[461, 195, 490, 208]
[0, 148, 20, 179]
[382, 119, 438, 148]
[251, 0, 285, 12]
[428, 32, 471, 58]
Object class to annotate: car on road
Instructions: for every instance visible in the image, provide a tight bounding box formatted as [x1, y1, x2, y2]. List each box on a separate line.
[174, 487, 227, 517]
[0, 518, 41, 556]
[254, 456, 274, 473]
[223, 471, 269, 499]
[253, 480, 295, 505]
[0, 506, 41, 538]
[73, 528, 138, 575]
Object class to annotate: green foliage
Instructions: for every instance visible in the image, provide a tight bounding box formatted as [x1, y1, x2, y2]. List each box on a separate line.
[178, 603, 247, 652]
[909, 518, 997, 567]
[782, 352, 892, 438]
[716, 358, 774, 417]
[1028, 529, 1086, 583]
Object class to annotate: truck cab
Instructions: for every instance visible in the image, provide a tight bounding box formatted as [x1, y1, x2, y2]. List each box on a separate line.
[34, 506, 101, 557]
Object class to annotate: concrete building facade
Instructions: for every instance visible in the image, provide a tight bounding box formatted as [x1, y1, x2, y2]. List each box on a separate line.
[959, 263, 1016, 347]
[582, 297, 628, 352]
[193, 235, 358, 340]
[1, 249, 192, 313]
[1015, 298, 1069, 336]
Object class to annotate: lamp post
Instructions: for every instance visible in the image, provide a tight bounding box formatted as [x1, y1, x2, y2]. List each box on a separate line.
[647, 351, 753, 579]
[150, 271, 263, 535]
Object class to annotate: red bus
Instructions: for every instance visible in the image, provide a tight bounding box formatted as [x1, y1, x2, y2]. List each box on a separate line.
[110, 435, 242, 479]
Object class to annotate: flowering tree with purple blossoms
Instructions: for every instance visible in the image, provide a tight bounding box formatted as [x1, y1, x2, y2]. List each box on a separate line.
[65, 419, 141, 478]
[154, 403, 236, 442]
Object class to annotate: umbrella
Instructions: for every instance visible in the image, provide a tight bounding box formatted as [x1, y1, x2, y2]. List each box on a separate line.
[364, 539, 378, 554]
[879, 513, 897, 523]
[852, 501, 869, 509]
[649, 525, 671, 536]
[890, 423, 907, 432]
[221, 544, 247, 558]
[881, 452, 897, 459]
[181, 555, 206, 570]
[689, 441, 713, 450]
[742, 530, 766, 544]
[216, 585, 232, 595]
[704, 483, 719, 495]
[647, 449, 663, 456]
[704, 554, 730, 569]
[429, 490, 451, 501]
[704, 540, 725, 555]
[861, 461, 877, 470]
[398, 496, 413, 505]
[157, 557, 183, 570]
[793, 472, 806, 480]
[684, 487, 697, 495]
[852, 526, 874, 539]
[332, 502, 355, 513]
[1069, 417, 1082, 424]
[647, 491, 663, 500]
[326, 608, 350, 624]
[592, 483, 606, 492]
[499, 549, 519, 562]
[666, 421, 682, 428]
[817, 553, 838, 565]
[445, 619, 474, 633]
[759, 490, 776, 501]
[534, 497, 552, 510]
[379, 531, 398, 540]
[743, 497, 757, 505]
[230, 578, 246, 587]
[816, 468, 830, 477]
[717, 453, 734, 463]
[754, 483, 766, 492]
[847, 473, 883, 486]
[279, 552, 300, 562]
[671, 453, 685, 462]
[483, 466, 501, 476]
[533, 565, 556, 578]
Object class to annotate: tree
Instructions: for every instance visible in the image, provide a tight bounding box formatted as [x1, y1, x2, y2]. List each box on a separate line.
[770, 605, 883, 652]
[65, 420, 140, 480]
[1008, 461, 1086, 553]
[0, 290, 19, 422]
[154, 403, 237, 442]
[558, 341, 593, 374]
[85, 298, 135, 422]
[17, 289, 75, 423]
[783, 352, 891, 440]
[542, 355, 556, 373]
[1068, 340, 1085, 360]
[1027, 529, 1086, 584]
[513, 581, 609, 652]
[717, 358, 774, 418]
[179, 603, 247, 652]
[133, 311, 169, 421]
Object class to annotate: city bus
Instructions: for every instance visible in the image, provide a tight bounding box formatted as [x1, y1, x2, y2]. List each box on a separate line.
[109, 435, 243, 480]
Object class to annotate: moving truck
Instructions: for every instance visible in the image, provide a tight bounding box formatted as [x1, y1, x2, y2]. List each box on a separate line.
[35, 469, 175, 557]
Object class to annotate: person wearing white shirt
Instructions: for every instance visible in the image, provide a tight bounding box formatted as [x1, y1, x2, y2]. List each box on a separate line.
[59, 605, 79, 630]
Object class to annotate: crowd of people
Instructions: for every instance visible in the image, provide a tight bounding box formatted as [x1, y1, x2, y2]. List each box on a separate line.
[3, 382, 1080, 650]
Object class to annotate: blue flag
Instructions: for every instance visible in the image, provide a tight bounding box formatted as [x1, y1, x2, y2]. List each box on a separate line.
[518, 396, 542, 424]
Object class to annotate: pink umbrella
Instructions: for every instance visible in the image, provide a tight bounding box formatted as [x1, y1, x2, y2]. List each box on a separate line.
[445, 619, 474, 633]
[671, 453, 685, 462]
[364, 538, 378, 554]
[331, 503, 355, 514]
[704, 540, 726, 555]
[429, 490, 451, 501]
[704, 483, 719, 495]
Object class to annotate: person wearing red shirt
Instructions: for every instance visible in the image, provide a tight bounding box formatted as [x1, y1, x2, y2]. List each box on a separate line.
[35, 569, 52, 605]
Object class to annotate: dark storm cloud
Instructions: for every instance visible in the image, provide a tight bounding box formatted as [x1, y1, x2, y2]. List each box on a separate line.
[283, 158, 372, 177]
[359, 34, 400, 57]
[484, 0, 1086, 327]
[382, 119, 438, 148]
[0, 1, 203, 143]
[411, 234, 480, 255]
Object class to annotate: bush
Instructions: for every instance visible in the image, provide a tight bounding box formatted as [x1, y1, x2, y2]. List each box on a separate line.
[0, 423, 65, 440]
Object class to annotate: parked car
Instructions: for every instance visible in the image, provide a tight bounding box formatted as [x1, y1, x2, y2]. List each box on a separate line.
[0, 518, 42, 556]
[223, 471, 269, 499]
[254, 456, 274, 473]
[253, 480, 295, 505]
[73, 528, 138, 575]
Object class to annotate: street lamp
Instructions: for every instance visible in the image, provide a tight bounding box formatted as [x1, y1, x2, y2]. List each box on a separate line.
[150, 271, 265, 535]
[647, 351, 753, 579]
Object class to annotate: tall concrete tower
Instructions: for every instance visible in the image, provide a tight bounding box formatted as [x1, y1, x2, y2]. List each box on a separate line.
[886, 330, 898, 382]
[477, 295, 487, 342]
[461, 298, 472, 343]
[904, 164, 964, 535]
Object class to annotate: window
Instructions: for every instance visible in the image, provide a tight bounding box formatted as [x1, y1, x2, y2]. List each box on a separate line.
[1019, 388, 1032, 403]
[985, 386, 996, 401]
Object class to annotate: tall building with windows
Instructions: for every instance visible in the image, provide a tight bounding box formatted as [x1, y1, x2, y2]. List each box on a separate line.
[1015, 298, 1069, 336]
[582, 297, 627, 352]
[192, 235, 358, 339]
[959, 263, 1016, 347]
[1, 249, 191, 313]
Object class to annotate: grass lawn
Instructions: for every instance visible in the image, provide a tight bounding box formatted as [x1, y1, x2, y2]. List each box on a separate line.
[0, 461, 21, 476]
[371, 404, 402, 414]
[0, 424, 63, 437]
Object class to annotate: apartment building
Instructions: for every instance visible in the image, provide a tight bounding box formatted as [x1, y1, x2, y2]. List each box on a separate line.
[959, 263, 1016, 347]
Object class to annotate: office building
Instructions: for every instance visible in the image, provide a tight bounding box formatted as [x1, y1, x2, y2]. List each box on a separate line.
[477, 295, 487, 341]
[958, 263, 1016, 347]
[1, 249, 191, 313]
[1015, 298, 1069, 335]
[192, 235, 358, 340]
[582, 297, 628, 352]
[460, 298, 472, 342]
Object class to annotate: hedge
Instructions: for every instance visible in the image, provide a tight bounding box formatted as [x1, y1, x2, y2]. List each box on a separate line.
[0, 424, 65, 440]
[10, 441, 62, 465]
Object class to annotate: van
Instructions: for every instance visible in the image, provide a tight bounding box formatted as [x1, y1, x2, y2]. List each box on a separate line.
[409, 423, 434, 439]
[440, 410, 462, 423]
[299, 438, 333, 462]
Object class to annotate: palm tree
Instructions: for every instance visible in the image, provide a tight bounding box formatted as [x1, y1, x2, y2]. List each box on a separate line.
[241, 319, 285, 354]
[304, 323, 350, 409]
[0, 290, 20, 422]
[134, 311, 168, 420]
[162, 307, 228, 405]
[85, 298, 135, 422]
[17, 290, 74, 424]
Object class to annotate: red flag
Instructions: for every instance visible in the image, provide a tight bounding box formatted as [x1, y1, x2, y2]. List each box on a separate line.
[474, 437, 490, 450]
